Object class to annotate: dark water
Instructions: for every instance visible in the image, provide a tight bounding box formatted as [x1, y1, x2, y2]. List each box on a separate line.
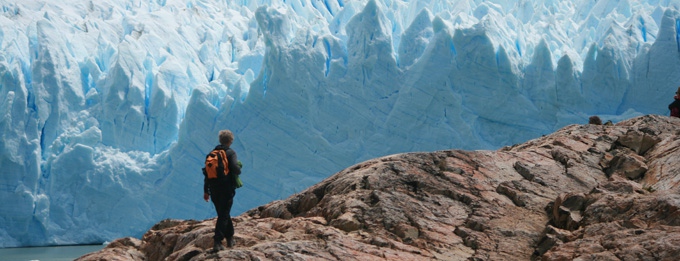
[0, 245, 104, 261]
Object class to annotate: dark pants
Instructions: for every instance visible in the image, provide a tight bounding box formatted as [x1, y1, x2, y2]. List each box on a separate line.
[210, 184, 235, 242]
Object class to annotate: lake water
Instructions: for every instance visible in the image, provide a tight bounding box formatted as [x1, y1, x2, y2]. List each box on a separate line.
[0, 245, 104, 261]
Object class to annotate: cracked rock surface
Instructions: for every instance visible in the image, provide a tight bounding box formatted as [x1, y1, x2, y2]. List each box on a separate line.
[78, 115, 680, 260]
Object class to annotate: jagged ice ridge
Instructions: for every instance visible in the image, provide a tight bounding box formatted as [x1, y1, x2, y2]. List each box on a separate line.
[1, 0, 679, 247]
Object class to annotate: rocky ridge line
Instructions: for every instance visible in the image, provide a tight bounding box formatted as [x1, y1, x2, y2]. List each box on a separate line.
[78, 115, 680, 260]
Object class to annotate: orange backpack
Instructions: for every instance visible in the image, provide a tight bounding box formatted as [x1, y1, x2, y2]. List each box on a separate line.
[204, 149, 229, 179]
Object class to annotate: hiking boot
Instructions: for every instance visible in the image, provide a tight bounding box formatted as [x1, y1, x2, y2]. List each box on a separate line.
[213, 240, 225, 252]
[227, 237, 235, 248]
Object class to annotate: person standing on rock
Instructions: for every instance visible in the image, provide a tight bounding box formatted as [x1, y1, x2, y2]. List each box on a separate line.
[203, 130, 241, 251]
[668, 87, 680, 118]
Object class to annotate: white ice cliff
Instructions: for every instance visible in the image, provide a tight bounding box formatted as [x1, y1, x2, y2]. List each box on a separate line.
[1, 0, 679, 247]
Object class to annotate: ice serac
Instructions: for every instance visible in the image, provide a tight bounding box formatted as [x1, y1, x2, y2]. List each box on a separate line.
[32, 17, 85, 151]
[99, 43, 148, 152]
[626, 8, 680, 114]
[0, 60, 41, 247]
[555, 55, 586, 115]
[398, 9, 433, 69]
[98, 42, 181, 154]
[386, 16, 470, 151]
[344, 0, 399, 116]
[451, 24, 542, 147]
[523, 39, 556, 128]
[581, 42, 629, 114]
[30, 15, 93, 245]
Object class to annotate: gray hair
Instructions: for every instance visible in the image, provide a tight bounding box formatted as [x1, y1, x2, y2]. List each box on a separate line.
[219, 130, 234, 146]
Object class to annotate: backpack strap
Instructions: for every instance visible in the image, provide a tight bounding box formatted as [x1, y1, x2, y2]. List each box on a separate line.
[215, 149, 229, 177]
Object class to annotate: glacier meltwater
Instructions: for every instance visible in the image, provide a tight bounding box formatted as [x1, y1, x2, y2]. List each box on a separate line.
[1, 0, 679, 247]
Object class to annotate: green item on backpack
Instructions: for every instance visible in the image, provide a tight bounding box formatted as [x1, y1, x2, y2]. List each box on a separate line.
[235, 175, 243, 188]
[235, 160, 243, 188]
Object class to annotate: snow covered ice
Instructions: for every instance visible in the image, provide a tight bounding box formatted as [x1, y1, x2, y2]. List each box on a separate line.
[1, 0, 679, 247]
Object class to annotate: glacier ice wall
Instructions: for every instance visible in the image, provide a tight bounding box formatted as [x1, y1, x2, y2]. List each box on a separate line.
[1, 0, 679, 247]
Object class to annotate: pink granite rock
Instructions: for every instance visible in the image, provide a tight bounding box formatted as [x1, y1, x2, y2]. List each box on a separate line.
[77, 115, 680, 261]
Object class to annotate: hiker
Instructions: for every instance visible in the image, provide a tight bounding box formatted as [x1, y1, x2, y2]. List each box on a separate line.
[669, 87, 680, 118]
[203, 130, 241, 251]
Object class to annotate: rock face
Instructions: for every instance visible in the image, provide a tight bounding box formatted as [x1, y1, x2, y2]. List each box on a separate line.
[77, 115, 680, 261]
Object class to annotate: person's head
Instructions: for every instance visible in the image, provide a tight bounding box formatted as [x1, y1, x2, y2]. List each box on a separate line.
[219, 130, 234, 146]
[676, 86, 680, 95]
[588, 116, 602, 125]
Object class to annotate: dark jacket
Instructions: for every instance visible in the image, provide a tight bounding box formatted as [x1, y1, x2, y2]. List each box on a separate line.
[203, 145, 241, 195]
[669, 97, 680, 117]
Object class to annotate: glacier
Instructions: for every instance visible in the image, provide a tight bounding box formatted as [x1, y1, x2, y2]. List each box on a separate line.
[1, 0, 679, 247]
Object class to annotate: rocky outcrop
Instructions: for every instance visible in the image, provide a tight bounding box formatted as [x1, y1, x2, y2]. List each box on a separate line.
[77, 115, 680, 260]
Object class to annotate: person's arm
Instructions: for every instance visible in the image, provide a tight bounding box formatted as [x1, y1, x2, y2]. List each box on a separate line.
[203, 168, 210, 201]
[670, 101, 680, 117]
[226, 149, 241, 175]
